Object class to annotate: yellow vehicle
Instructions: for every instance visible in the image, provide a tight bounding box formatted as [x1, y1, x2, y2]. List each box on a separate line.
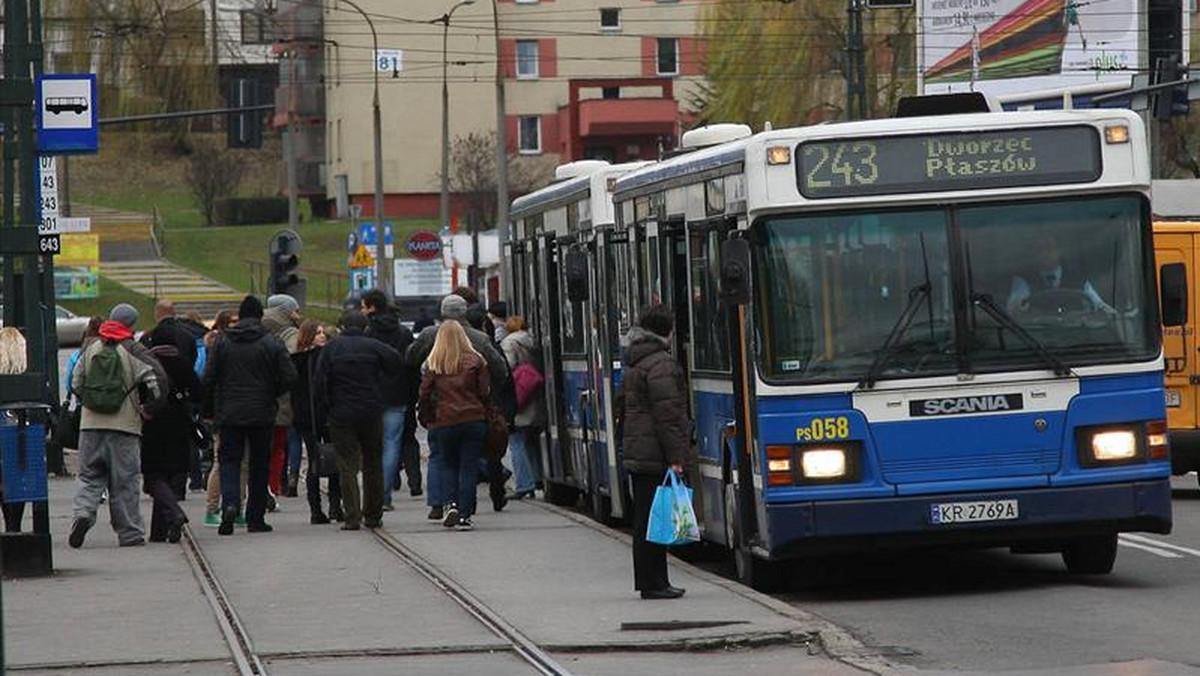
[1153, 180, 1200, 484]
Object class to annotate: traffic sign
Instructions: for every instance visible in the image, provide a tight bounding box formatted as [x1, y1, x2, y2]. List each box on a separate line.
[406, 230, 442, 261]
[37, 157, 60, 255]
[376, 49, 403, 74]
[350, 244, 376, 269]
[35, 74, 98, 154]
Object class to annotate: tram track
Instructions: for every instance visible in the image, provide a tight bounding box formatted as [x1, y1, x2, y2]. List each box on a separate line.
[369, 525, 577, 676]
[179, 524, 269, 676]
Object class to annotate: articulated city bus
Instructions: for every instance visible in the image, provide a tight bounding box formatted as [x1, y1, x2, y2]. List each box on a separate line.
[506, 160, 649, 521]
[508, 98, 1184, 589]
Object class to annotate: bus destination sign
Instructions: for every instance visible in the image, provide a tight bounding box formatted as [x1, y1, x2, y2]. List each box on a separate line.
[797, 126, 1101, 199]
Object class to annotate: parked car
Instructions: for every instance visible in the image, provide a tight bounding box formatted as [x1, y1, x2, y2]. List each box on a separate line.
[0, 304, 92, 347]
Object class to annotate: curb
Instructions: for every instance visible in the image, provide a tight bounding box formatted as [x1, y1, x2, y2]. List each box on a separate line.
[530, 499, 912, 674]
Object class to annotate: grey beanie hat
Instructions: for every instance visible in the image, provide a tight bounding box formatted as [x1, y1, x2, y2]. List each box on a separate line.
[440, 294, 468, 320]
[267, 294, 299, 313]
[109, 303, 139, 328]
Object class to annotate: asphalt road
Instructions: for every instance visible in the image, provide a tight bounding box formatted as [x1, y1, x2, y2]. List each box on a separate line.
[768, 474, 1200, 671]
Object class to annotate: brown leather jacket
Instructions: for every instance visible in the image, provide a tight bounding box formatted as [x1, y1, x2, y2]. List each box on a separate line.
[418, 352, 491, 429]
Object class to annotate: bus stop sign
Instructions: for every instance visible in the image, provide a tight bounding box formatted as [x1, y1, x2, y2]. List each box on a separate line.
[35, 74, 99, 154]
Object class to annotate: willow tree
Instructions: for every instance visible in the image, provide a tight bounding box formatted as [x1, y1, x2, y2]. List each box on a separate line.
[48, 0, 217, 149]
[697, 0, 916, 128]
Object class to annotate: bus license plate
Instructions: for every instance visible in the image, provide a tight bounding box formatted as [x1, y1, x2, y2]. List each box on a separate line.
[930, 499, 1018, 525]
[1166, 390, 1182, 408]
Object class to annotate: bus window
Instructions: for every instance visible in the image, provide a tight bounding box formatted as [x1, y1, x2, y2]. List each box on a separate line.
[560, 248, 586, 355]
[690, 228, 731, 372]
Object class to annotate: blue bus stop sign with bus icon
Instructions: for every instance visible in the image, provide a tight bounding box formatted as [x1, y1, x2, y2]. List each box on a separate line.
[36, 74, 98, 154]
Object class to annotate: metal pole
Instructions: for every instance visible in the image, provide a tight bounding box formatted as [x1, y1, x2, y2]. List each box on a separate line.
[285, 41, 299, 231]
[339, 0, 388, 296]
[440, 14, 452, 237]
[492, 0, 509, 302]
[845, 0, 867, 120]
[210, 0, 220, 97]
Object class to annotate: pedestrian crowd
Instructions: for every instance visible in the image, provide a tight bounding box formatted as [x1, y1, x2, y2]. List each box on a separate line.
[65, 287, 544, 547]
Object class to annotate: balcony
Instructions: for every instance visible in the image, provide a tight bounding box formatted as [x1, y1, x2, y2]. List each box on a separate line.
[577, 98, 678, 138]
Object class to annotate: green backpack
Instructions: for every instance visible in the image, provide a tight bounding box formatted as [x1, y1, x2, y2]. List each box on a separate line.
[81, 342, 130, 414]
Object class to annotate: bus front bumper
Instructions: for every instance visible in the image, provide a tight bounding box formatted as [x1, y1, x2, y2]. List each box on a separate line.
[762, 479, 1172, 559]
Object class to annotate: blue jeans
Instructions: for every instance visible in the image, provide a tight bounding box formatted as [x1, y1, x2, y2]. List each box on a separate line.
[509, 428, 539, 493]
[287, 425, 303, 475]
[426, 430, 444, 508]
[381, 406, 407, 504]
[431, 421, 486, 518]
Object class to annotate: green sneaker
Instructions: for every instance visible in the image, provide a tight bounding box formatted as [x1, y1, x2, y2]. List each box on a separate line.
[235, 513, 247, 527]
[203, 512, 220, 527]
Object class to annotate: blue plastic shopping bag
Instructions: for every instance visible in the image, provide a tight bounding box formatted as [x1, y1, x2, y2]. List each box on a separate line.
[646, 470, 700, 546]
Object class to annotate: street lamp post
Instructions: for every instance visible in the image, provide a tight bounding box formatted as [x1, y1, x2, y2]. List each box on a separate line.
[438, 0, 476, 260]
[491, 0, 510, 302]
[337, 0, 389, 296]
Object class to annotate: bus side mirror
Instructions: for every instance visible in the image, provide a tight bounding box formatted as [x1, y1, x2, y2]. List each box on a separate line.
[720, 238, 751, 305]
[1161, 262, 1188, 328]
[566, 250, 589, 303]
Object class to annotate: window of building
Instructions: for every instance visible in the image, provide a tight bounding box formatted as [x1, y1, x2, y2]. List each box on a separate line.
[602, 86, 620, 99]
[519, 116, 541, 154]
[600, 8, 621, 30]
[240, 10, 270, 45]
[516, 40, 540, 79]
[656, 38, 679, 76]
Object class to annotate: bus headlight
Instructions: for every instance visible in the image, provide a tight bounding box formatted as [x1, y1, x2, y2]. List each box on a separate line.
[801, 448, 847, 479]
[1091, 430, 1137, 461]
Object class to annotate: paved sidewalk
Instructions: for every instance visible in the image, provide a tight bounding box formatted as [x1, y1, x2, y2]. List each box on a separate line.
[3, 477, 861, 676]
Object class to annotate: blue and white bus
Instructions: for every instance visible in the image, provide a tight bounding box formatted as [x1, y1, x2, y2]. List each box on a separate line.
[508, 98, 1186, 589]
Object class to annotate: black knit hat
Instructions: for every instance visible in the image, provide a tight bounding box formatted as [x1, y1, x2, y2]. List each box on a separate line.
[238, 295, 264, 320]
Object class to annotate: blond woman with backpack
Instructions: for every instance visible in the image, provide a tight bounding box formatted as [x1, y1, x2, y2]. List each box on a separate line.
[69, 304, 164, 549]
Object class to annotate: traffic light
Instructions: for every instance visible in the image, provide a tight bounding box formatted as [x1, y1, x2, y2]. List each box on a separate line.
[1153, 56, 1187, 122]
[269, 229, 305, 306]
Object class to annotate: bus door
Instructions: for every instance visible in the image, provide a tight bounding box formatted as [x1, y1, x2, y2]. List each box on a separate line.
[1155, 231, 1197, 441]
[538, 233, 579, 498]
[658, 219, 693, 400]
[590, 227, 633, 520]
[557, 234, 592, 496]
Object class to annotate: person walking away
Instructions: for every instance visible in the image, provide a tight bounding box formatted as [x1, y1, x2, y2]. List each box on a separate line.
[361, 289, 417, 507]
[64, 316, 104, 384]
[0, 326, 30, 532]
[178, 310, 211, 490]
[418, 320, 490, 531]
[315, 310, 402, 530]
[203, 310, 247, 527]
[69, 303, 166, 548]
[620, 304, 693, 599]
[263, 294, 302, 500]
[139, 302, 203, 543]
[204, 296, 297, 535]
[408, 294, 511, 517]
[501, 316, 543, 499]
[412, 306, 435, 333]
[291, 320, 343, 523]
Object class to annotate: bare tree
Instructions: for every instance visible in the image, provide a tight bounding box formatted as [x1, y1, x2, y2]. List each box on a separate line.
[186, 142, 246, 227]
[446, 132, 554, 232]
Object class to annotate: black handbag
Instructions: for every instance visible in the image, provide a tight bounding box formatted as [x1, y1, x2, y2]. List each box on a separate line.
[54, 395, 81, 450]
[307, 355, 339, 478]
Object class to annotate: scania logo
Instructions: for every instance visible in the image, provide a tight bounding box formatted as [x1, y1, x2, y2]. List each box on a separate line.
[909, 393, 1024, 417]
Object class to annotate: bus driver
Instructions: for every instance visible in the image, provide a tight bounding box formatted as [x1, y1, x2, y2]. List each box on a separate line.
[1006, 234, 1113, 314]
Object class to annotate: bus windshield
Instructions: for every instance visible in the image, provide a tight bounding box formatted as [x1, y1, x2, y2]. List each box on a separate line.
[752, 195, 1159, 384]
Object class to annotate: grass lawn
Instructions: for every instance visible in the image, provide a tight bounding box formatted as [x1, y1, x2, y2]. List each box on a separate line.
[59, 277, 157, 332]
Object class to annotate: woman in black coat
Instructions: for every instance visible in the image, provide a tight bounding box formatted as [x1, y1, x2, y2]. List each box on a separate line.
[140, 321, 203, 543]
[620, 304, 692, 600]
[292, 320, 343, 524]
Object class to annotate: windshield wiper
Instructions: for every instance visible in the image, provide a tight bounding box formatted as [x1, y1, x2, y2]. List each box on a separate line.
[970, 292, 1072, 377]
[858, 282, 932, 389]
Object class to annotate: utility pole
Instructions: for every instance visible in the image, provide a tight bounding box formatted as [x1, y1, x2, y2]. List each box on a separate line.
[210, 0, 220, 96]
[492, 0, 509, 302]
[845, 0, 868, 120]
[439, 0, 475, 260]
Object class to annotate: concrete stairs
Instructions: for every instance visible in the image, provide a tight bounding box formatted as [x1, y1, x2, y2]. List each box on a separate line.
[70, 205, 159, 262]
[99, 260, 244, 318]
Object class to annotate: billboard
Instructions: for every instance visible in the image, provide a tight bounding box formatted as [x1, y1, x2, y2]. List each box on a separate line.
[919, 0, 1139, 97]
[54, 233, 99, 299]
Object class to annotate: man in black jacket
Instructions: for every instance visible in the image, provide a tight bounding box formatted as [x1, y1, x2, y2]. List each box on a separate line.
[316, 310, 403, 530]
[360, 289, 419, 505]
[203, 296, 297, 536]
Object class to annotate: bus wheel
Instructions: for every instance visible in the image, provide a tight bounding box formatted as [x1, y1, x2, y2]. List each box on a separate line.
[1062, 534, 1118, 575]
[734, 546, 786, 592]
[544, 481, 581, 507]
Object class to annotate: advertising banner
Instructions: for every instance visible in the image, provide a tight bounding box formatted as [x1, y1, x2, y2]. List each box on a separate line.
[919, 0, 1138, 98]
[54, 233, 99, 299]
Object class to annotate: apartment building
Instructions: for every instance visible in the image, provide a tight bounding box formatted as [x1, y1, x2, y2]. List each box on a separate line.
[278, 0, 706, 220]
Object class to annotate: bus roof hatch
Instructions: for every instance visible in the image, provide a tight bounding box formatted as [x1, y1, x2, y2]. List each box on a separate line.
[894, 92, 998, 118]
